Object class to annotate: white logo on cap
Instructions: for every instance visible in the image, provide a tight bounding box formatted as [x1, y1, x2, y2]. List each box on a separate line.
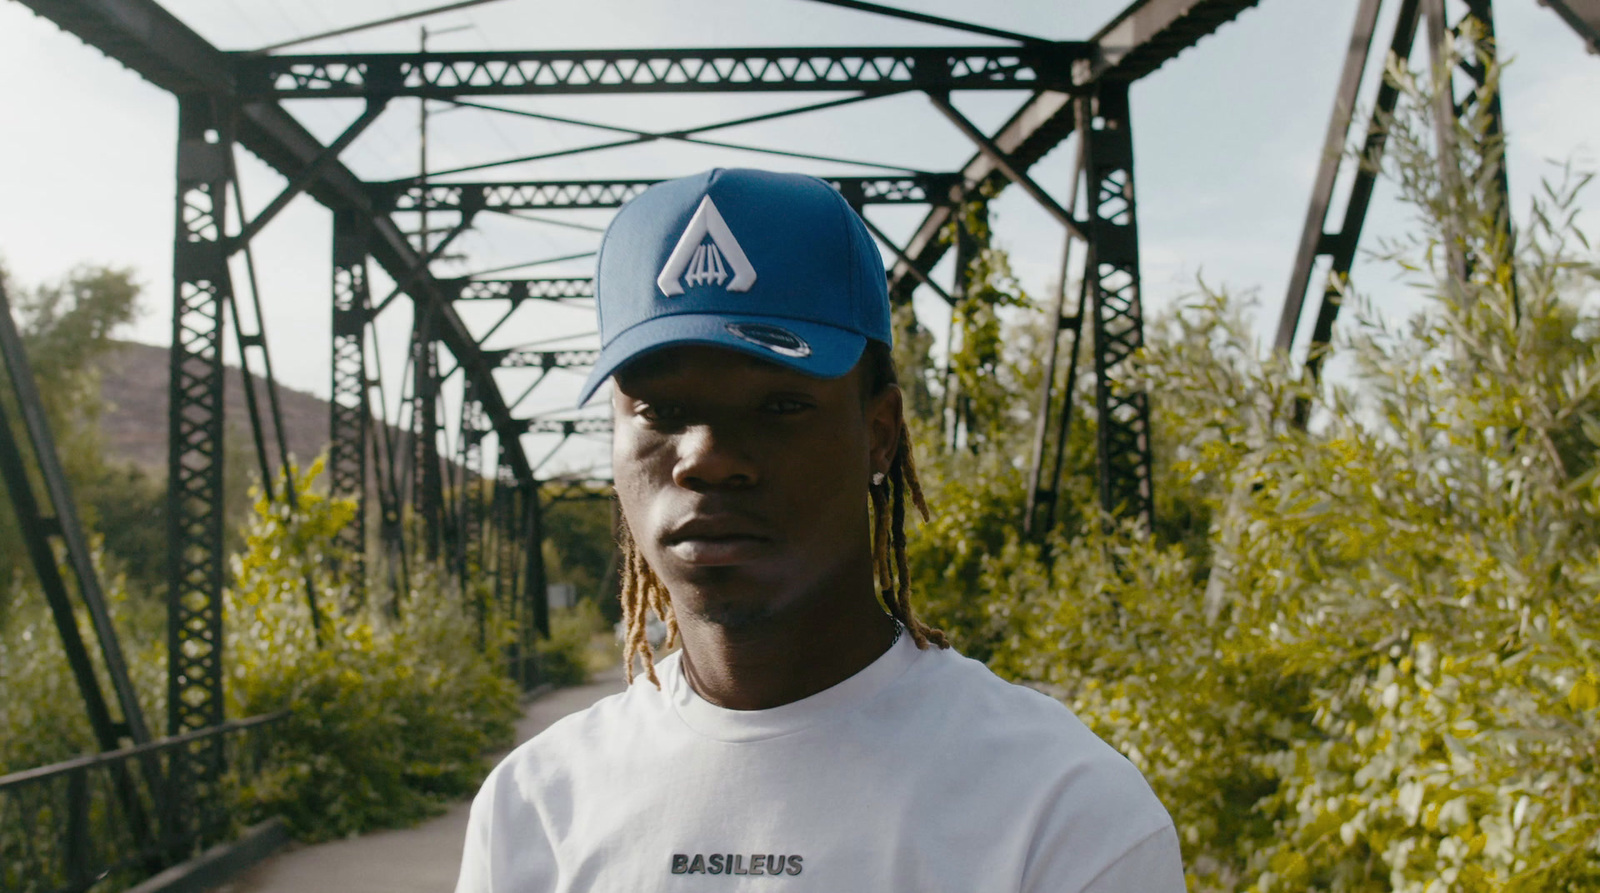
[656, 196, 758, 296]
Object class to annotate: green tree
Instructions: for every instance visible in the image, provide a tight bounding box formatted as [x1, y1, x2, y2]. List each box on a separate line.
[908, 46, 1600, 891]
[0, 261, 143, 603]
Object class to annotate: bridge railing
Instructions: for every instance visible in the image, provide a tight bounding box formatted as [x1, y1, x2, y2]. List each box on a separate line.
[0, 711, 288, 893]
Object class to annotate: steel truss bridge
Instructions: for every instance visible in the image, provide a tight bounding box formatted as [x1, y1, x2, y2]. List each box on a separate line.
[1, 0, 1595, 888]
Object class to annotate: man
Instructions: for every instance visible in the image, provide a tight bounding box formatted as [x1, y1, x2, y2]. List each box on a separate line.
[455, 168, 1185, 892]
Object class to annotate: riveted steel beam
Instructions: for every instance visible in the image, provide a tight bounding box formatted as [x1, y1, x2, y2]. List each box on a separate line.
[448, 278, 596, 301]
[236, 47, 1086, 99]
[888, 0, 1263, 303]
[370, 174, 963, 213]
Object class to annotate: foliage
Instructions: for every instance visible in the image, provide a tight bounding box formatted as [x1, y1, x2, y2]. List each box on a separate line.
[908, 49, 1600, 892]
[542, 491, 618, 622]
[536, 599, 608, 687]
[0, 563, 165, 776]
[0, 262, 149, 608]
[227, 461, 520, 841]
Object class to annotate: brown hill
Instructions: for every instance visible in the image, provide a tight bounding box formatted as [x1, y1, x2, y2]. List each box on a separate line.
[97, 341, 332, 473]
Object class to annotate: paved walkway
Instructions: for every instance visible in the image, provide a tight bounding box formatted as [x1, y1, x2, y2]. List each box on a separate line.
[221, 668, 627, 893]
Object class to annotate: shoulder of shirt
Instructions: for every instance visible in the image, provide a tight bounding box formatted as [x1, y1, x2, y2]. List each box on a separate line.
[485, 656, 681, 782]
[903, 644, 1171, 825]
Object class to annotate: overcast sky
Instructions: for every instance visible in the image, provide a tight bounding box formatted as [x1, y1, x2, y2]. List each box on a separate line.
[1, 0, 1596, 478]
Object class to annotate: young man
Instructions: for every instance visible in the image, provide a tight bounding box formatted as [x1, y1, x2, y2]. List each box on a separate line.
[455, 169, 1185, 892]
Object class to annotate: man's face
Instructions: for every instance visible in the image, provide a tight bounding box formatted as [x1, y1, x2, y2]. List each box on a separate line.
[611, 345, 899, 631]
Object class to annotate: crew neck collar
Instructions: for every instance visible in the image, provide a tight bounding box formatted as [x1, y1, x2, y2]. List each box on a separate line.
[664, 632, 922, 743]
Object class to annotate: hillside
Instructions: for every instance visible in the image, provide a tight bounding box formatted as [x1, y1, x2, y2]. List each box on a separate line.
[96, 341, 333, 473]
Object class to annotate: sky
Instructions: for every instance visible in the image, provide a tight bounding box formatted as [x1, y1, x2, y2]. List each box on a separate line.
[1, 0, 1597, 478]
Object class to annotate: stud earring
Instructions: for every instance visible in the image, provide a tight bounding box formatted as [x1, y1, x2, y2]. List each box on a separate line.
[872, 471, 886, 486]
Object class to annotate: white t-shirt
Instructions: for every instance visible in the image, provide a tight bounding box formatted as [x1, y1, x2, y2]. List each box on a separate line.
[456, 634, 1185, 892]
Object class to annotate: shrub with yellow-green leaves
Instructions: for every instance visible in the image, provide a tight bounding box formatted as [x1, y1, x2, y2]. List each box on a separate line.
[227, 462, 519, 841]
[913, 52, 1600, 893]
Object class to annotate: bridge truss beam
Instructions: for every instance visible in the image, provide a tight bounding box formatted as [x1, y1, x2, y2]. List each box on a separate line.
[236, 46, 1086, 99]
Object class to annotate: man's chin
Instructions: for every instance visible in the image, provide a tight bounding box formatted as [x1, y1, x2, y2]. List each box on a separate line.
[669, 573, 785, 635]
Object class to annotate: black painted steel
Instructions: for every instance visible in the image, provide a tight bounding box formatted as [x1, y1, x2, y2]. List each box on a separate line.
[236, 47, 1085, 98]
[0, 712, 285, 893]
[1024, 117, 1088, 540]
[489, 348, 602, 370]
[1276, 0, 1388, 355]
[926, 93, 1085, 240]
[167, 96, 231, 760]
[1542, 0, 1600, 53]
[1083, 84, 1154, 528]
[1426, 0, 1514, 301]
[887, 0, 1265, 303]
[1283, 0, 1422, 395]
[331, 210, 372, 603]
[371, 175, 962, 213]
[0, 282, 150, 753]
[411, 312, 446, 562]
[449, 278, 596, 301]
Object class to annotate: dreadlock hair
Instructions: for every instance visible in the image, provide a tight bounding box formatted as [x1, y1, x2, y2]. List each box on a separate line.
[616, 340, 949, 686]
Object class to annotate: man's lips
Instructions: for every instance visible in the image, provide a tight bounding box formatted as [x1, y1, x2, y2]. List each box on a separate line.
[661, 515, 772, 566]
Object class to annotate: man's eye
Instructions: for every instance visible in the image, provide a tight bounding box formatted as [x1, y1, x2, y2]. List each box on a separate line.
[764, 398, 812, 415]
[637, 402, 685, 423]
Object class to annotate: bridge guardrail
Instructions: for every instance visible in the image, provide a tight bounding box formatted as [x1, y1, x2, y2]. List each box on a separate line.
[0, 711, 289, 893]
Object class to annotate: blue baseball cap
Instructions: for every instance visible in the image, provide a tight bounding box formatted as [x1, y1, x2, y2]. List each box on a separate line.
[577, 168, 891, 405]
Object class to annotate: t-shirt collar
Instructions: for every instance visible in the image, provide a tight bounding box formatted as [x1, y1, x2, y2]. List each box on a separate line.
[664, 631, 921, 743]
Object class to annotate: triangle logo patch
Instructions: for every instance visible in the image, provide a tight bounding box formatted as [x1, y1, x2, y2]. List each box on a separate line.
[656, 196, 758, 296]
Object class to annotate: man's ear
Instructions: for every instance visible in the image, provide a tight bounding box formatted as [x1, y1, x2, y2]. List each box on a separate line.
[867, 384, 903, 475]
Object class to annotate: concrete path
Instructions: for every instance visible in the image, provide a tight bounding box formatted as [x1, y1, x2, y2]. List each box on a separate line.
[220, 668, 627, 893]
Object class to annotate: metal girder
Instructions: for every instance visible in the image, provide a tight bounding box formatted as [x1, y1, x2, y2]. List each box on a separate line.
[14, 0, 539, 490]
[1025, 117, 1089, 541]
[1277, 0, 1422, 370]
[371, 175, 963, 213]
[0, 281, 152, 752]
[412, 313, 445, 561]
[1083, 84, 1154, 528]
[1426, 0, 1514, 295]
[454, 385, 490, 611]
[887, 0, 1262, 302]
[330, 210, 371, 601]
[168, 96, 230, 773]
[517, 417, 615, 437]
[489, 348, 602, 370]
[236, 47, 1086, 99]
[1088, 0, 1264, 82]
[449, 278, 595, 301]
[232, 99, 388, 251]
[1541, 0, 1600, 54]
[925, 93, 1085, 239]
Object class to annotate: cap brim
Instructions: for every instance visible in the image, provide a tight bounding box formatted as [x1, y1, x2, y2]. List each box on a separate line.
[576, 312, 868, 406]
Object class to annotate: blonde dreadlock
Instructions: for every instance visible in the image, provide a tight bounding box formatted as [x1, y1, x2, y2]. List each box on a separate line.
[616, 342, 947, 686]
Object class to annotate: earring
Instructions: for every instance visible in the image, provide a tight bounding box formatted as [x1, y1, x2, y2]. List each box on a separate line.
[872, 471, 886, 486]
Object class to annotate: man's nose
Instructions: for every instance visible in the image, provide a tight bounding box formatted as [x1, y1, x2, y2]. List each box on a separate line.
[672, 423, 758, 491]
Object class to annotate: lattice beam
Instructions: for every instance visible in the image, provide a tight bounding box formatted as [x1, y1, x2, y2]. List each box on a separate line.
[1083, 83, 1153, 528]
[448, 278, 595, 302]
[371, 175, 962, 212]
[167, 96, 230, 772]
[330, 210, 371, 602]
[488, 348, 601, 370]
[237, 47, 1084, 98]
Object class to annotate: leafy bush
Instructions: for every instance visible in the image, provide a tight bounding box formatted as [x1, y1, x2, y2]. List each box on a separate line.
[227, 462, 520, 841]
[910, 52, 1600, 892]
[536, 599, 608, 687]
[0, 565, 164, 775]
